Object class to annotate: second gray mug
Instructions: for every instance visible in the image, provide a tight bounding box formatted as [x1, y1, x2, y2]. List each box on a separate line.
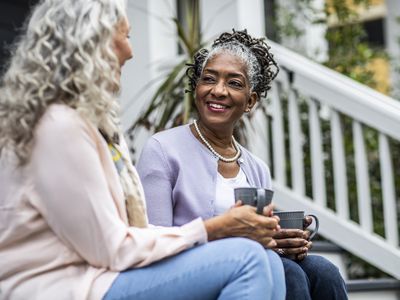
[274, 210, 319, 240]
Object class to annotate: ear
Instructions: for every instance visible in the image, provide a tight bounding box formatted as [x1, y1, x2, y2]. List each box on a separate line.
[246, 91, 258, 111]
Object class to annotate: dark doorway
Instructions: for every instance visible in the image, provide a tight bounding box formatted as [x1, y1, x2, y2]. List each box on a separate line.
[0, 0, 39, 71]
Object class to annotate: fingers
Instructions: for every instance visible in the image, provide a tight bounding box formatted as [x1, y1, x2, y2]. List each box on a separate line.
[274, 237, 308, 249]
[227, 206, 279, 239]
[262, 203, 275, 217]
[273, 228, 304, 239]
[305, 240, 312, 250]
[302, 230, 311, 240]
[295, 241, 312, 261]
[264, 238, 277, 248]
[303, 216, 313, 228]
[232, 200, 243, 208]
[296, 252, 307, 261]
[256, 217, 279, 232]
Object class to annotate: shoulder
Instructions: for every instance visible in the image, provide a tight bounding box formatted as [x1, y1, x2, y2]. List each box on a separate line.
[34, 104, 98, 148]
[151, 125, 190, 144]
[141, 124, 192, 155]
[37, 104, 91, 134]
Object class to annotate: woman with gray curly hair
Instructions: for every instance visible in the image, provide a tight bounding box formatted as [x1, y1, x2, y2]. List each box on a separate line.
[137, 29, 347, 300]
[0, 1, 285, 299]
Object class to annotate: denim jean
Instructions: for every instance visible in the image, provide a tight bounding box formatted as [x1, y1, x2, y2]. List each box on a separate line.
[103, 238, 286, 300]
[281, 255, 348, 300]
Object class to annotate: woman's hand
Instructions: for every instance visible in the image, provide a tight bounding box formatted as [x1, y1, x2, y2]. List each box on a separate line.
[273, 216, 314, 261]
[204, 203, 280, 248]
[273, 229, 311, 260]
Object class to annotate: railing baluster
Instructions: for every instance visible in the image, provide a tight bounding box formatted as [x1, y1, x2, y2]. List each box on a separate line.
[331, 111, 349, 219]
[264, 113, 271, 168]
[288, 88, 305, 195]
[353, 121, 373, 232]
[308, 99, 326, 206]
[270, 82, 286, 185]
[245, 107, 270, 166]
[379, 133, 399, 246]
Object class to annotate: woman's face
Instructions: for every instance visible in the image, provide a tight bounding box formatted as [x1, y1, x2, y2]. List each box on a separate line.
[195, 52, 258, 132]
[113, 17, 133, 67]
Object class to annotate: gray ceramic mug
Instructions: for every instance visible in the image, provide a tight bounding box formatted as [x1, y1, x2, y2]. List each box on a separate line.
[234, 187, 274, 214]
[274, 210, 319, 240]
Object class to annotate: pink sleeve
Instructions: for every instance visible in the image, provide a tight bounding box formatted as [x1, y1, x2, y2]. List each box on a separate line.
[30, 106, 207, 271]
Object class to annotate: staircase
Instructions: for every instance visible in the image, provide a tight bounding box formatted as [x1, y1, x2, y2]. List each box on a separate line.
[246, 40, 400, 295]
[311, 240, 400, 299]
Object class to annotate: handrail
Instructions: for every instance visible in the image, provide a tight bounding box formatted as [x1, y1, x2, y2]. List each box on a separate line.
[269, 41, 400, 141]
[250, 41, 400, 279]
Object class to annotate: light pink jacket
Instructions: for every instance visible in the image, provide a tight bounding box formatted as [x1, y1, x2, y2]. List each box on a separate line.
[0, 104, 207, 300]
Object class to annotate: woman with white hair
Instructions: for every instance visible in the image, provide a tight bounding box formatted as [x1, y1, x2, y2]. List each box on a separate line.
[0, 0, 285, 299]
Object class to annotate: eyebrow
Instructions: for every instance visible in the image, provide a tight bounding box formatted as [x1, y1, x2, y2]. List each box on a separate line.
[203, 68, 246, 80]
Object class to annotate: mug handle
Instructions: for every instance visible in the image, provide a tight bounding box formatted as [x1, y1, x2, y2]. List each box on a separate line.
[306, 214, 319, 240]
[256, 189, 266, 214]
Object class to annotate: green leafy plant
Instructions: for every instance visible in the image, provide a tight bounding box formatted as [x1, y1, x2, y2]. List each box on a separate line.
[324, 0, 386, 89]
[393, 16, 400, 99]
[126, 1, 264, 150]
[126, 0, 203, 139]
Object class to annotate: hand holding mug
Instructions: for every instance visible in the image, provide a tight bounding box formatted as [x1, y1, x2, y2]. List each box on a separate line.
[205, 202, 280, 248]
[272, 211, 319, 261]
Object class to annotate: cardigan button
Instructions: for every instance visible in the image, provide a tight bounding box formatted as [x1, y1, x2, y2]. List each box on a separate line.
[238, 158, 244, 163]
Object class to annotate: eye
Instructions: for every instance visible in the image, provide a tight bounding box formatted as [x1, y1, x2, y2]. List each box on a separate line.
[201, 75, 215, 83]
[228, 80, 244, 88]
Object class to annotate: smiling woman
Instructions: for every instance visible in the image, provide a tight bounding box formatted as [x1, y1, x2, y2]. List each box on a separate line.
[194, 52, 257, 133]
[137, 29, 348, 300]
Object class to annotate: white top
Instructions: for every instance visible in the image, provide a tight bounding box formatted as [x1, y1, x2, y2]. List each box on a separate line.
[214, 168, 250, 216]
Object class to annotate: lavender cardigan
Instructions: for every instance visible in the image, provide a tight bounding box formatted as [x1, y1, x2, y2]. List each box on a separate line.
[136, 124, 272, 226]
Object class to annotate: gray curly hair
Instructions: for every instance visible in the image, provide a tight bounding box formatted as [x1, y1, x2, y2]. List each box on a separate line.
[186, 29, 279, 98]
[0, 0, 127, 165]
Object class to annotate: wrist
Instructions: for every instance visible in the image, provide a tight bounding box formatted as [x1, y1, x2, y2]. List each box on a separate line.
[204, 215, 228, 241]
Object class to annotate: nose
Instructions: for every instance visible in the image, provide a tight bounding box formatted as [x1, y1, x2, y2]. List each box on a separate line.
[211, 80, 227, 98]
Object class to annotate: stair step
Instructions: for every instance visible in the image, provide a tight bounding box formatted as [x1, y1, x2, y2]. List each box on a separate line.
[347, 278, 400, 292]
[347, 278, 400, 300]
[311, 240, 344, 253]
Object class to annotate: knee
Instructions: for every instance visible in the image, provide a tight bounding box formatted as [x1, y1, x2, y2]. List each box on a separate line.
[218, 238, 267, 264]
[282, 257, 309, 283]
[266, 248, 281, 262]
[230, 238, 267, 264]
[265, 250, 285, 277]
[228, 239, 272, 270]
[302, 255, 344, 283]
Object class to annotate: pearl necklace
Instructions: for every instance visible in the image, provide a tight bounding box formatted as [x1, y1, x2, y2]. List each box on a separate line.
[193, 119, 241, 163]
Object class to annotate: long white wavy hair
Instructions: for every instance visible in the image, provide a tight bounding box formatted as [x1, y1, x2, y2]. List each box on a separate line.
[0, 0, 127, 165]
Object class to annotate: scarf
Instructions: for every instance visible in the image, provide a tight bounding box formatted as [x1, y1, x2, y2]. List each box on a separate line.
[108, 141, 148, 228]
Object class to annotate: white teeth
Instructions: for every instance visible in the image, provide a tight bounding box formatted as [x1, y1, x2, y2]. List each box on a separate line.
[209, 103, 226, 109]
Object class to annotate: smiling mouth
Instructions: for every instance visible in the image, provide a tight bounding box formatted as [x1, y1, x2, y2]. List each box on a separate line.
[207, 102, 230, 111]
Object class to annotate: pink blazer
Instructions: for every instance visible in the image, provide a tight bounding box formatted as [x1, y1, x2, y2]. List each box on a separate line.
[0, 104, 207, 300]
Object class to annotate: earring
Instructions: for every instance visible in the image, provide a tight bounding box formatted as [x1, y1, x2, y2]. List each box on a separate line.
[245, 108, 251, 113]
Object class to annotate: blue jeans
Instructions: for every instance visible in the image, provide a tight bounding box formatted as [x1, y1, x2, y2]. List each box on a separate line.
[282, 255, 348, 300]
[104, 238, 286, 300]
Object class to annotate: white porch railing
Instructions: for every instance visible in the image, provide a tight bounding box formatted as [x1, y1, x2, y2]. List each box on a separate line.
[248, 41, 400, 279]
